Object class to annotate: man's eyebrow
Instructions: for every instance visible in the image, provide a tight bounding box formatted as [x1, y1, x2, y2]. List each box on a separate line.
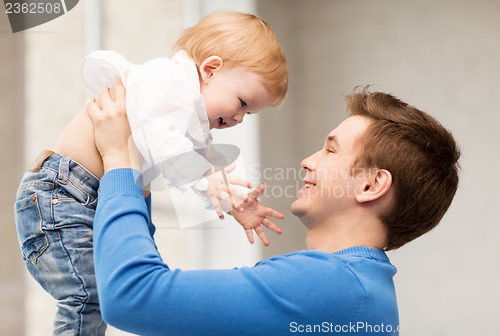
[326, 135, 341, 149]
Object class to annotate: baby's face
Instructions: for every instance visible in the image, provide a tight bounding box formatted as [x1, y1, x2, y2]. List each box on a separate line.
[200, 66, 274, 129]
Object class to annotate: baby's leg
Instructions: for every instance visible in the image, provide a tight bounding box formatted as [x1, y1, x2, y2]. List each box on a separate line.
[15, 152, 104, 336]
[30, 228, 105, 336]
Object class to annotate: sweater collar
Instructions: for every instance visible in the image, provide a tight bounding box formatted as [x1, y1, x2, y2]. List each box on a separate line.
[331, 245, 389, 262]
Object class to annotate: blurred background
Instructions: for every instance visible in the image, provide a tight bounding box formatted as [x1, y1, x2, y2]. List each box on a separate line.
[1, 0, 499, 335]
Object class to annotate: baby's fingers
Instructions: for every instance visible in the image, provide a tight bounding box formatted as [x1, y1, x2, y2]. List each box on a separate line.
[262, 218, 282, 234]
[209, 197, 225, 220]
[265, 207, 285, 219]
[227, 188, 249, 209]
[254, 226, 269, 246]
[224, 162, 236, 174]
[245, 229, 255, 244]
[227, 174, 253, 189]
[248, 184, 266, 199]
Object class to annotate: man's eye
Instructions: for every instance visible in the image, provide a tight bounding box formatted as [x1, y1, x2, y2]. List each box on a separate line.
[239, 99, 247, 107]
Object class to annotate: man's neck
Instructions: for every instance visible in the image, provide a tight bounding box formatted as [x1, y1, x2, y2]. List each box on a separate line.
[304, 212, 387, 253]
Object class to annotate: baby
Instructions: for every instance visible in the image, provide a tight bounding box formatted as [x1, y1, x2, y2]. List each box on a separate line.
[15, 11, 288, 336]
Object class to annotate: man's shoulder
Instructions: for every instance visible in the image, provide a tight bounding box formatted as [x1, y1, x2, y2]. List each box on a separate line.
[256, 246, 392, 267]
[254, 249, 362, 281]
[250, 248, 398, 327]
[253, 247, 396, 290]
[247, 250, 374, 320]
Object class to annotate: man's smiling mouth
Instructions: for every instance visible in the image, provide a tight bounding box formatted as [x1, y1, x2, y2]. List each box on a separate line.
[303, 179, 316, 188]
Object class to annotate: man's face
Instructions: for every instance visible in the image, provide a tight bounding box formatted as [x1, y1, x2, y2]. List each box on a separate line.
[291, 115, 371, 228]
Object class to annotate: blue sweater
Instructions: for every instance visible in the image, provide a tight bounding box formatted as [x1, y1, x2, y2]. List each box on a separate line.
[93, 169, 399, 336]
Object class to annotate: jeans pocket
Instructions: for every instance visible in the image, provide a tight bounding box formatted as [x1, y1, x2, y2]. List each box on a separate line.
[15, 192, 49, 264]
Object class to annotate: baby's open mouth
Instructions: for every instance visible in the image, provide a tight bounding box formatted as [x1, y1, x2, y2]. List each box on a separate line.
[219, 117, 227, 127]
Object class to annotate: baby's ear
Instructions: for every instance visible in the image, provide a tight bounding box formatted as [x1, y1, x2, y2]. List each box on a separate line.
[199, 56, 223, 84]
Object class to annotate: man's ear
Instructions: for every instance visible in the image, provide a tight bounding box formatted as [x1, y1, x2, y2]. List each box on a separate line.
[199, 56, 224, 85]
[355, 169, 392, 203]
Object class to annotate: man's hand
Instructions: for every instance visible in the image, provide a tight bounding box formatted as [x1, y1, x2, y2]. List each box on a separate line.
[86, 77, 142, 174]
[232, 184, 284, 246]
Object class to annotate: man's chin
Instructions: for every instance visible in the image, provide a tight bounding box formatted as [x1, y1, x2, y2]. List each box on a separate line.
[290, 199, 305, 218]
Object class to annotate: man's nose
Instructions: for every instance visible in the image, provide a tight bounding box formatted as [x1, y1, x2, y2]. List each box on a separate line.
[301, 151, 320, 171]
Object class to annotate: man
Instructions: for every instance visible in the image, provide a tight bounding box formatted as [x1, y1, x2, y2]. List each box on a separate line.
[88, 81, 460, 336]
[294, 90, 460, 251]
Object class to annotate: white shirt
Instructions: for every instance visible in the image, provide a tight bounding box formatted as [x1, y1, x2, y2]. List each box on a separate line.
[81, 50, 212, 187]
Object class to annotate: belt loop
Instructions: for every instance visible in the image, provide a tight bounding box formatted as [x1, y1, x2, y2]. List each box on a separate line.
[58, 157, 71, 184]
[88, 196, 98, 209]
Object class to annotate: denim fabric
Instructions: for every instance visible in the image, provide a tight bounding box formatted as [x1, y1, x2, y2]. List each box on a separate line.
[14, 152, 106, 336]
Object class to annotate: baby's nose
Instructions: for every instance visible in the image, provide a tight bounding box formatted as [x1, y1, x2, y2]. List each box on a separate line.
[233, 113, 244, 124]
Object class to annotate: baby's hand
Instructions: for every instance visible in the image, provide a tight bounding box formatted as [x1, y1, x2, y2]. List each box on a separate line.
[232, 184, 284, 246]
[203, 166, 252, 219]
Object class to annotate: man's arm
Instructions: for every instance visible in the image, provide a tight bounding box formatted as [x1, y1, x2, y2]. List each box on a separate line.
[94, 169, 282, 336]
[94, 168, 363, 336]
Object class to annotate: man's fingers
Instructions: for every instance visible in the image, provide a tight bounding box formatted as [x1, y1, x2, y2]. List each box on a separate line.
[92, 95, 103, 111]
[113, 76, 126, 103]
[85, 97, 101, 122]
[109, 84, 116, 102]
[97, 86, 113, 111]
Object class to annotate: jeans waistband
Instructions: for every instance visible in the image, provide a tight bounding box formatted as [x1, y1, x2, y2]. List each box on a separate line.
[30, 150, 100, 207]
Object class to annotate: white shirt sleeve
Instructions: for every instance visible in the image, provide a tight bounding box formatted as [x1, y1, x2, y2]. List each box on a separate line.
[80, 50, 132, 94]
[125, 57, 211, 186]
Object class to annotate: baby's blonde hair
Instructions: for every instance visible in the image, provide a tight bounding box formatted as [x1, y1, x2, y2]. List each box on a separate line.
[172, 11, 288, 107]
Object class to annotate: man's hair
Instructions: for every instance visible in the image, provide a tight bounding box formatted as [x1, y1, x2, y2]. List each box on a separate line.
[172, 11, 288, 107]
[345, 87, 460, 250]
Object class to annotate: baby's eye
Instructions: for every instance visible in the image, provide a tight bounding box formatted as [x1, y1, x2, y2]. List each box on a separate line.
[239, 99, 247, 107]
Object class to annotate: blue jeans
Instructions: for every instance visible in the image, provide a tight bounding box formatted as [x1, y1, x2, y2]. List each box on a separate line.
[14, 151, 106, 336]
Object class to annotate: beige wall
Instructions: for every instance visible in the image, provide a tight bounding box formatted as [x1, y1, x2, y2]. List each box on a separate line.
[0, 10, 25, 336]
[258, 0, 500, 334]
